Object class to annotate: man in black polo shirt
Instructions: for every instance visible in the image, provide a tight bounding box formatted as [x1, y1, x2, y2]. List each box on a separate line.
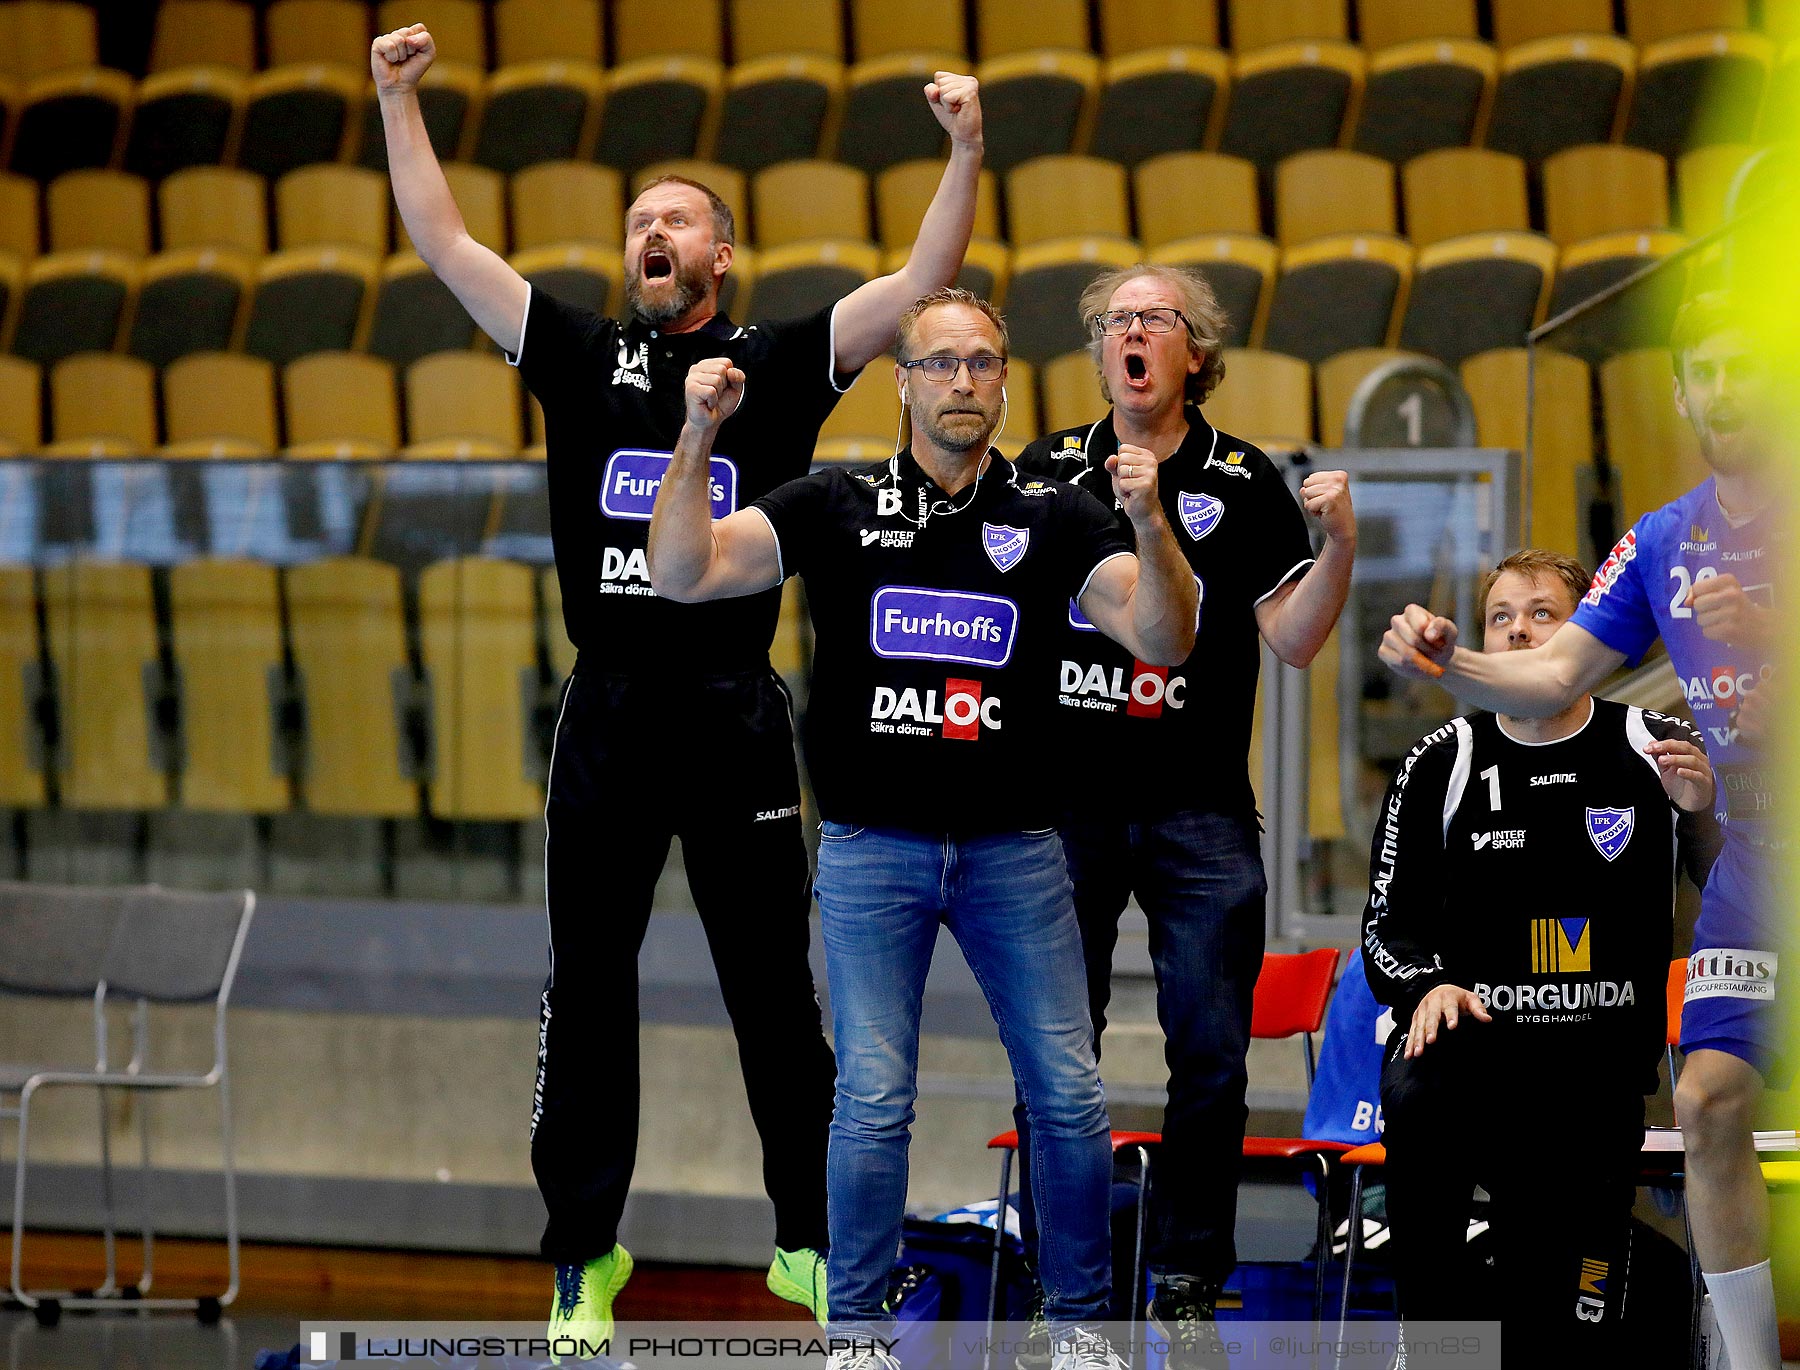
[373, 21, 987, 1346]
[648, 288, 1199, 1370]
[1014, 264, 1357, 1366]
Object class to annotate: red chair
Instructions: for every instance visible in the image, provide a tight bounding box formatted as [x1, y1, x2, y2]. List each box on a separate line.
[983, 946, 1348, 1345]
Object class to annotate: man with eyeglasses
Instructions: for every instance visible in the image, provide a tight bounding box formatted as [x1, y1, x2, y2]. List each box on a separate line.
[1013, 265, 1356, 1367]
[647, 288, 1199, 1370]
[373, 20, 988, 1352]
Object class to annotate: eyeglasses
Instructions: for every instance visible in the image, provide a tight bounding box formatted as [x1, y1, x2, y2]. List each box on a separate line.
[1093, 308, 1186, 336]
[899, 354, 1006, 383]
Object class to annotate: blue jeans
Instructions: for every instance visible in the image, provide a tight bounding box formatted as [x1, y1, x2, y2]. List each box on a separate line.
[815, 822, 1114, 1329]
[1017, 809, 1267, 1286]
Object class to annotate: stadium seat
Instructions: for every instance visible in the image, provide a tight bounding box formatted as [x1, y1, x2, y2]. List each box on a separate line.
[875, 160, 1001, 251]
[1315, 346, 1437, 446]
[243, 247, 378, 366]
[494, 0, 603, 64]
[356, 58, 482, 174]
[740, 239, 880, 323]
[41, 561, 168, 809]
[818, 354, 899, 445]
[0, 173, 38, 259]
[0, 77, 13, 163]
[0, 564, 46, 804]
[0, 355, 41, 454]
[593, 57, 722, 175]
[1089, 47, 1231, 167]
[633, 160, 749, 239]
[1599, 348, 1708, 521]
[1624, 0, 1750, 43]
[1040, 350, 1107, 431]
[1358, 0, 1477, 48]
[1622, 31, 1773, 161]
[612, 0, 723, 62]
[731, 0, 843, 60]
[540, 566, 576, 677]
[1759, 41, 1800, 141]
[158, 166, 267, 255]
[880, 238, 1011, 304]
[975, 50, 1099, 174]
[9, 68, 135, 183]
[417, 557, 544, 821]
[265, 0, 369, 67]
[1489, 0, 1614, 48]
[124, 66, 245, 181]
[149, 0, 256, 72]
[1147, 233, 1279, 347]
[991, 355, 1037, 456]
[975, 0, 1089, 60]
[45, 170, 150, 256]
[714, 54, 842, 173]
[1542, 144, 1671, 247]
[167, 559, 293, 814]
[835, 53, 959, 173]
[367, 252, 479, 366]
[511, 161, 624, 249]
[284, 351, 401, 458]
[1224, 0, 1347, 50]
[237, 65, 360, 181]
[2, 1, 98, 81]
[1484, 35, 1633, 168]
[276, 164, 391, 252]
[404, 352, 524, 456]
[1273, 150, 1396, 248]
[1006, 156, 1129, 248]
[1262, 234, 1411, 367]
[0, 251, 23, 351]
[1676, 143, 1757, 237]
[1003, 235, 1140, 367]
[472, 61, 605, 174]
[1397, 231, 1557, 368]
[751, 160, 870, 248]
[9, 250, 135, 365]
[397, 162, 507, 253]
[45, 353, 157, 455]
[283, 556, 420, 817]
[1097, 0, 1220, 56]
[1350, 38, 1494, 165]
[1217, 42, 1363, 174]
[1400, 148, 1530, 248]
[1545, 230, 1687, 361]
[375, 0, 486, 68]
[1134, 152, 1260, 248]
[849, 0, 966, 62]
[511, 242, 618, 319]
[163, 352, 280, 452]
[1202, 348, 1313, 450]
[126, 248, 252, 365]
[1460, 347, 1592, 557]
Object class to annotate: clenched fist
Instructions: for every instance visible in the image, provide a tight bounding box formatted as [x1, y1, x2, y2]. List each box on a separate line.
[1687, 572, 1772, 650]
[1300, 468, 1354, 543]
[925, 71, 982, 145]
[685, 358, 745, 430]
[1105, 444, 1164, 527]
[1379, 603, 1457, 680]
[372, 23, 434, 95]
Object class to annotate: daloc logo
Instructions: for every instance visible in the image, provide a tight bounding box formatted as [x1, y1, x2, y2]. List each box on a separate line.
[599, 449, 737, 522]
[871, 587, 1018, 668]
[1585, 806, 1634, 862]
[982, 523, 1029, 572]
[1179, 490, 1223, 541]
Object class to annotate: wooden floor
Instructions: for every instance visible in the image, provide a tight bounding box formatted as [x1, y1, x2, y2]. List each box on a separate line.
[2, 1230, 816, 1322]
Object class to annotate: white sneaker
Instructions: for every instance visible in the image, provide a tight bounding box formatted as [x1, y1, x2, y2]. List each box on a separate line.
[1049, 1326, 1129, 1370]
[824, 1345, 900, 1370]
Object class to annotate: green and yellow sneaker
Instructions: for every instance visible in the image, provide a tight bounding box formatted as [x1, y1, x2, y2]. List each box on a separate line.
[548, 1243, 633, 1364]
[766, 1245, 828, 1324]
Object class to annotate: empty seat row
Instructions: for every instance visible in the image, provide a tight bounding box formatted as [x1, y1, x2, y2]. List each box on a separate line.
[6, 25, 1792, 189]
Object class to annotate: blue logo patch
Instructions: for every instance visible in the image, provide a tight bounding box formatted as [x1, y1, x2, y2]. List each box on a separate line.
[599, 448, 738, 522]
[1179, 490, 1223, 541]
[982, 522, 1029, 572]
[1585, 807, 1635, 862]
[871, 587, 1019, 668]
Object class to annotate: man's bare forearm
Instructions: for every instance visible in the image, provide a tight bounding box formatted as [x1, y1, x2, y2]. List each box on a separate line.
[647, 421, 723, 601]
[1127, 513, 1199, 666]
[1263, 534, 1353, 667]
[1439, 633, 1610, 716]
[378, 89, 468, 265]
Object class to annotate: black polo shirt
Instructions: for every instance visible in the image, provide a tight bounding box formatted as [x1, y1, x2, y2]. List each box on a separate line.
[510, 286, 857, 673]
[752, 450, 1133, 833]
[1017, 409, 1314, 819]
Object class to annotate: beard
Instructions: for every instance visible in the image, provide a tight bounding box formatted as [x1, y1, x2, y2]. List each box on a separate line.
[917, 404, 995, 454]
[625, 247, 714, 326]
